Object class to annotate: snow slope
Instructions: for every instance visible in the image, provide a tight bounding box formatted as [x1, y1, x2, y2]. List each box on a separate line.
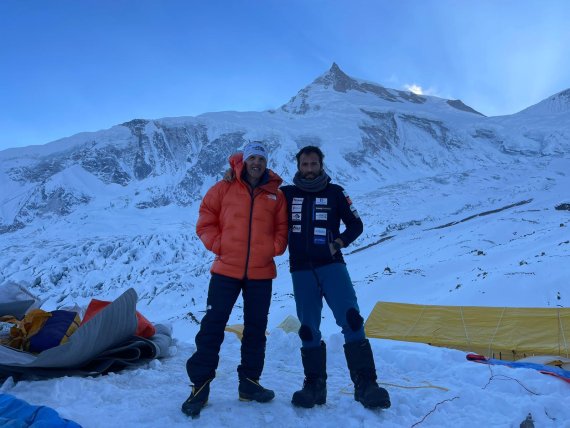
[1, 64, 569, 427]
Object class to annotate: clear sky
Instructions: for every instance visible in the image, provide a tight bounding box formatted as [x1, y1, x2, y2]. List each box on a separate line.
[1, 0, 569, 151]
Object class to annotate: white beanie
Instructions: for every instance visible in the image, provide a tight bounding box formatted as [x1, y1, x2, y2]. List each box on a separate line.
[243, 141, 268, 162]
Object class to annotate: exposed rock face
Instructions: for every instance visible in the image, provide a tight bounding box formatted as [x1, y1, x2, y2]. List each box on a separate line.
[348, 110, 399, 170]
[447, 100, 485, 116]
[175, 131, 247, 204]
[313, 62, 362, 93]
[399, 115, 462, 149]
[281, 63, 431, 115]
[0, 64, 567, 234]
[281, 87, 314, 115]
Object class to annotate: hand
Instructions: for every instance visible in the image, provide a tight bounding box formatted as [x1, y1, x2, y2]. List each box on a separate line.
[223, 168, 235, 182]
[329, 239, 344, 255]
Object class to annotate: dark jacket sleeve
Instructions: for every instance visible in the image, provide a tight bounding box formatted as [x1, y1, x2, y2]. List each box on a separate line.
[336, 186, 363, 246]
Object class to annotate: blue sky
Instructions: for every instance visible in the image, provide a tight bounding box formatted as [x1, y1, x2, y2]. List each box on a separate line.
[1, 0, 569, 150]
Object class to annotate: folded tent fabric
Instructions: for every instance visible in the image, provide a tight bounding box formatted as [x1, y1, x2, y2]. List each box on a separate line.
[0, 282, 41, 313]
[0, 288, 173, 380]
[0, 300, 35, 319]
[81, 298, 155, 338]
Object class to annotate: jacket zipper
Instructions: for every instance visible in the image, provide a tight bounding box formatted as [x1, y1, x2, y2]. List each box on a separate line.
[305, 194, 314, 269]
[243, 187, 260, 279]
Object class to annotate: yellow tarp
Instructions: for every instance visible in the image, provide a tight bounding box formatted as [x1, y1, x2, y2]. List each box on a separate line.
[365, 302, 570, 361]
[225, 324, 245, 340]
[224, 324, 271, 341]
[277, 315, 301, 334]
[225, 316, 300, 340]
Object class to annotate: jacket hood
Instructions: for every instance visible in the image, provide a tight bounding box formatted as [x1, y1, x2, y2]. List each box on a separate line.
[229, 152, 283, 193]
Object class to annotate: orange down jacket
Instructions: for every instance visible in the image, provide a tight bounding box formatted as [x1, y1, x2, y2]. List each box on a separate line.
[196, 154, 288, 280]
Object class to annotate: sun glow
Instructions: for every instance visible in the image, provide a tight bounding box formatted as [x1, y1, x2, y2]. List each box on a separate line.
[405, 84, 424, 95]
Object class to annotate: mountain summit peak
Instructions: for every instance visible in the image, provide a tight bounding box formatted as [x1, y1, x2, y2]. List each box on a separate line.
[329, 62, 344, 76]
[313, 62, 360, 92]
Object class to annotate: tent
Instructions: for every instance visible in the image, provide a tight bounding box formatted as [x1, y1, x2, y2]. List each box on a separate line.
[365, 301, 570, 360]
[0, 288, 172, 380]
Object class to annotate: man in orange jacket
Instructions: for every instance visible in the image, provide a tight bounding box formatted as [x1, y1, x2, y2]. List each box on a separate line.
[182, 142, 288, 418]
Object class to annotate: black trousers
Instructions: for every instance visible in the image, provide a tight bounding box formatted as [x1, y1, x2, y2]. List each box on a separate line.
[186, 273, 272, 385]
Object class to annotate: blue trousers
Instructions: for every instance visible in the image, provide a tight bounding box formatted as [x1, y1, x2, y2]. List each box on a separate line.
[292, 263, 365, 348]
[186, 273, 272, 385]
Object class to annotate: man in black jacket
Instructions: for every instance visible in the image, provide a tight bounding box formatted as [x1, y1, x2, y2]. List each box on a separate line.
[281, 146, 390, 410]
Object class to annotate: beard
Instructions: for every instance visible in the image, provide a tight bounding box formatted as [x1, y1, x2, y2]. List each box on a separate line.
[302, 169, 322, 180]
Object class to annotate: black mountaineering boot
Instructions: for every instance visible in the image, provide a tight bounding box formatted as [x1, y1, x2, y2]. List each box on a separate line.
[291, 341, 327, 408]
[181, 379, 212, 418]
[238, 377, 275, 402]
[344, 339, 391, 409]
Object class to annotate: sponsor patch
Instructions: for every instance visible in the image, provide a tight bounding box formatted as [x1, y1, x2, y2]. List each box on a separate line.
[315, 198, 328, 205]
[292, 204, 302, 213]
[314, 236, 326, 245]
[315, 212, 327, 221]
[343, 190, 353, 205]
[292, 213, 302, 221]
[314, 227, 327, 236]
[350, 204, 360, 218]
[292, 224, 301, 233]
[293, 197, 304, 204]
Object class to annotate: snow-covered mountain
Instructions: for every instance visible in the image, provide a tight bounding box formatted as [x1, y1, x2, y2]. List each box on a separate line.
[0, 63, 569, 321]
[1, 63, 570, 428]
[2, 63, 568, 235]
[517, 88, 570, 115]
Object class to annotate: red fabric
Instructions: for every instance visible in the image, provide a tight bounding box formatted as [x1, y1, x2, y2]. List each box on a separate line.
[196, 153, 288, 280]
[466, 353, 487, 361]
[81, 299, 156, 338]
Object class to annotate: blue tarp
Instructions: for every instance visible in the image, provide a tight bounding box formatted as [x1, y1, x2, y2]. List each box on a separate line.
[0, 393, 81, 427]
[467, 353, 570, 384]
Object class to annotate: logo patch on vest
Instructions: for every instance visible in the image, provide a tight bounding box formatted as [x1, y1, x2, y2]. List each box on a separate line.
[350, 204, 360, 218]
[292, 204, 302, 213]
[292, 225, 301, 233]
[293, 197, 304, 204]
[314, 236, 326, 245]
[315, 212, 327, 221]
[292, 213, 302, 221]
[315, 198, 328, 205]
[314, 227, 327, 236]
